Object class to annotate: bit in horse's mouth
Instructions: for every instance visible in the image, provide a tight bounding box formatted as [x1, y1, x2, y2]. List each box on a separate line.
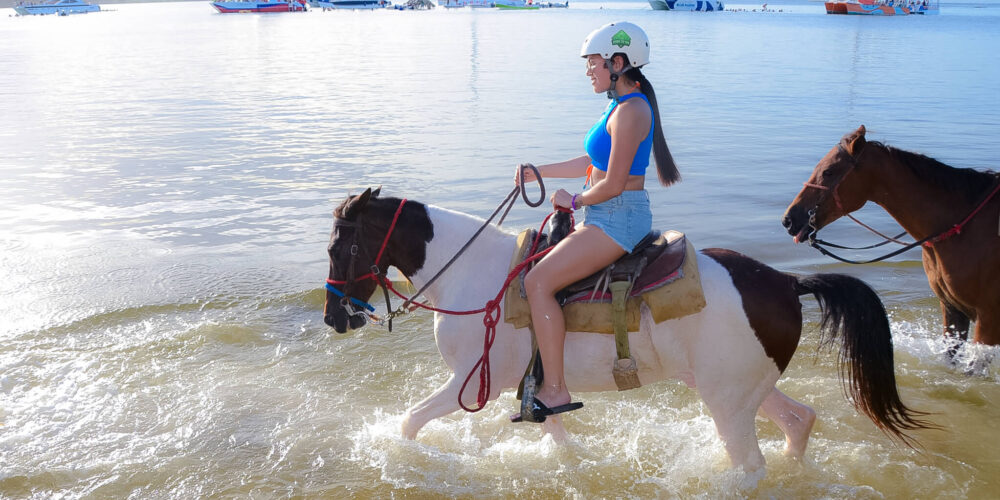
[792, 226, 813, 244]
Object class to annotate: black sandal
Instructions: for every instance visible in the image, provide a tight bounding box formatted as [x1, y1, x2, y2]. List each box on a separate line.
[510, 397, 583, 423]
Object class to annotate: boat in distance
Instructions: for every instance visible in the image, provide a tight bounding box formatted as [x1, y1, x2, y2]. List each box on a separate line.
[438, 0, 564, 7]
[824, 0, 938, 15]
[495, 0, 539, 9]
[308, 0, 384, 9]
[439, 0, 492, 7]
[211, 0, 307, 12]
[648, 0, 724, 11]
[13, 0, 100, 15]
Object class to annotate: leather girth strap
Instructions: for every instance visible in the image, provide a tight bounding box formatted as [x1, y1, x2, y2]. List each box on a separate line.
[610, 281, 641, 391]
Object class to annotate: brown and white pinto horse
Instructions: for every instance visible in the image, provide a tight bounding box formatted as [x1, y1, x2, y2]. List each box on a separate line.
[783, 125, 1000, 346]
[325, 187, 930, 479]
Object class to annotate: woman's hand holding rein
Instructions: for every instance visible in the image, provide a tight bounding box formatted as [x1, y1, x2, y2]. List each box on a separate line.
[515, 163, 538, 185]
[551, 189, 578, 211]
[515, 163, 546, 208]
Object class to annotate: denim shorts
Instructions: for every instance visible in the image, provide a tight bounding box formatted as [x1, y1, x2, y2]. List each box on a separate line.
[582, 190, 652, 252]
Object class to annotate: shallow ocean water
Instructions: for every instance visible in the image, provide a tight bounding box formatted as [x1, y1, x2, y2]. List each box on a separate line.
[1, 0, 1000, 497]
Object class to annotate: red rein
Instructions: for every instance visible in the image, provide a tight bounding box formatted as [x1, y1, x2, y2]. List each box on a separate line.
[924, 180, 1000, 247]
[393, 209, 570, 413]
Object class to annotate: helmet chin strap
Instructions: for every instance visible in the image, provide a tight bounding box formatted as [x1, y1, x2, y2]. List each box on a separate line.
[604, 58, 632, 103]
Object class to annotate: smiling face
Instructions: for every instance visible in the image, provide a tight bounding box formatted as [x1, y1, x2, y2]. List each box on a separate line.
[584, 54, 612, 93]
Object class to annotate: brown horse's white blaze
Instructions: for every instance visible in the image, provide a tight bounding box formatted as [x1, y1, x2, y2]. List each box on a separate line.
[325, 188, 932, 481]
[782, 125, 1000, 346]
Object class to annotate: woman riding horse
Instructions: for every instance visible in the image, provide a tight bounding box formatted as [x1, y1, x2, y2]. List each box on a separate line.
[513, 21, 680, 422]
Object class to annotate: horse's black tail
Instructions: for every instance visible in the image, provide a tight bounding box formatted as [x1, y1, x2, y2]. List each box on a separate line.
[795, 273, 935, 447]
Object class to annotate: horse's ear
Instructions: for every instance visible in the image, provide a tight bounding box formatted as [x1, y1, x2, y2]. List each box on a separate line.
[848, 125, 867, 154]
[343, 188, 373, 219]
[371, 186, 382, 198]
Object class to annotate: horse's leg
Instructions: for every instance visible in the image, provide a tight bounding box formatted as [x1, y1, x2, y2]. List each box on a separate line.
[972, 309, 999, 345]
[757, 387, 816, 459]
[401, 374, 464, 440]
[697, 373, 768, 471]
[702, 398, 765, 473]
[942, 301, 971, 358]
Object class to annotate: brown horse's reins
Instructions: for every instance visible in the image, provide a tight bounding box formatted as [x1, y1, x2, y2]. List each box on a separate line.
[805, 143, 1000, 264]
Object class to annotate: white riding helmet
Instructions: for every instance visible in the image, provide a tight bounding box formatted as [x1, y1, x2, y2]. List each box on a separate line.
[580, 21, 650, 68]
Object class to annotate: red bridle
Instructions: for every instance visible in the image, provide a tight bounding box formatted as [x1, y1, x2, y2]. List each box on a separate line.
[325, 198, 407, 322]
[326, 197, 406, 287]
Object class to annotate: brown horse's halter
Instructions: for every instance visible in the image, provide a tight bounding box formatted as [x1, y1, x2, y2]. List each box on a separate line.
[804, 142, 1000, 264]
[804, 143, 909, 243]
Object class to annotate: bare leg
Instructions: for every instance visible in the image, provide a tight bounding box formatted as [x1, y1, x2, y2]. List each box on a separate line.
[758, 387, 816, 459]
[524, 226, 625, 409]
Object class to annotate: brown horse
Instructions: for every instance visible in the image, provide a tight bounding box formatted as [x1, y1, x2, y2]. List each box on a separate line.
[782, 125, 1000, 346]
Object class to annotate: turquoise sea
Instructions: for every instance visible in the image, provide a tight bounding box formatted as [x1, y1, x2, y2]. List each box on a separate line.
[2, 1, 1000, 497]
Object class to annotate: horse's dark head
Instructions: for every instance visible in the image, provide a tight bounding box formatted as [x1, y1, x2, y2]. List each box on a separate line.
[323, 187, 434, 333]
[325, 187, 381, 333]
[782, 125, 874, 243]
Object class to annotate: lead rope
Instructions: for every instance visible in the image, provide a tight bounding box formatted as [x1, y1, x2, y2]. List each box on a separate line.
[455, 209, 573, 412]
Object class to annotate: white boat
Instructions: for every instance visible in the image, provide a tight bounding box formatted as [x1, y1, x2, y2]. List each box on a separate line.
[648, 0, 723, 10]
[13, 0, 100, 15]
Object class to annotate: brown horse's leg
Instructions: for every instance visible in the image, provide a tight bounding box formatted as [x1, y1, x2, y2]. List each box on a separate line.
[942, 301, 971, 359]
[972, 310, 999, 345]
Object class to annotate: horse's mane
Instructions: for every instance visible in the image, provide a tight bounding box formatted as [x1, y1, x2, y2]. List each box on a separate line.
[335, 194, 435, 242]
[871, 141, 998, 204]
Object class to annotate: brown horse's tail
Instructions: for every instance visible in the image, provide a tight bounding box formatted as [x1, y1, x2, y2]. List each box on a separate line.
[795, 273, 935, 447]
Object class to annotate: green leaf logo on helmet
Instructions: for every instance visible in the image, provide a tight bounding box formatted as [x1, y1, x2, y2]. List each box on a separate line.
[611, 30, 631, 48]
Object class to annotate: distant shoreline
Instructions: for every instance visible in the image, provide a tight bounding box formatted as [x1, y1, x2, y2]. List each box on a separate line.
[3, 0, 203, 9]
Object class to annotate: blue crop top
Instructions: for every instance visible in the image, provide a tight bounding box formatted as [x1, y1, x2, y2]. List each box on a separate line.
[583, 92, 654, 176]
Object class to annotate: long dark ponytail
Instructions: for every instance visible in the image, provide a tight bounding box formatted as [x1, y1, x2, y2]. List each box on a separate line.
[622, 61, 680, 187]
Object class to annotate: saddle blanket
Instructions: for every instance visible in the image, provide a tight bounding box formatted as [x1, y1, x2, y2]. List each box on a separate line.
[503, 229, 707, 334]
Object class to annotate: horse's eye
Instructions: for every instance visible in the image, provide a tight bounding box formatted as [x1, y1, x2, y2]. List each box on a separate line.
[821, 169, 834, 178]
